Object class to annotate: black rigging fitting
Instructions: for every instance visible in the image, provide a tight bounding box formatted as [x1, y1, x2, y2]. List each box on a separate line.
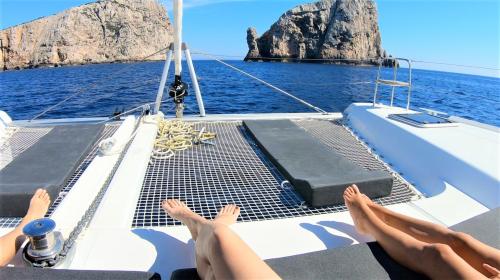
[169, 75, 188, 104]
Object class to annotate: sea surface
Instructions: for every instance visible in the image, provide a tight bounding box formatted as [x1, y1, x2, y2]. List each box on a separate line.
[0, 60, 499, 127]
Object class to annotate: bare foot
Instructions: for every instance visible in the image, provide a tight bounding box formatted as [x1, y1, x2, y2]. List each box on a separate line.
[162, 199, 206, 240]
[214, 205, 240, 226]
[343, 185, 370, 235]
[360, 194, 393, 224]
[361, 194, 376, 207]
[24, 189, 50, 222]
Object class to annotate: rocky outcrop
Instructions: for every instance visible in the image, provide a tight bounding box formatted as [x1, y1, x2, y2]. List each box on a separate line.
[0, 0, 172, 70]
[245, 0, 390, 65]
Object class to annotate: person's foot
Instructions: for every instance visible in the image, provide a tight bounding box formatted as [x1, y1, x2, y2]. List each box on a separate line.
[214, 204, 240, 226]
[360, 193, 390, 223]
[344, 185, 371, 235]
[162, 199, 206, 240]
[24, 189, 50, 222]
[360, 194, 376, 207]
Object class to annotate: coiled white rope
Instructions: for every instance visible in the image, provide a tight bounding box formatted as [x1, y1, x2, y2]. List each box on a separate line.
[151, 118, 216, 160]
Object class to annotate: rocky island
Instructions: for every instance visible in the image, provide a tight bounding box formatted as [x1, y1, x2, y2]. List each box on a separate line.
[245, 0, 390, 65]
[0, 0, 172, 70]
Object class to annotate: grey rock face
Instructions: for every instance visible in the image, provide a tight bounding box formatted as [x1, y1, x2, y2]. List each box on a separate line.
[0, 0, 172, 70]
[245, 0, 388, 64]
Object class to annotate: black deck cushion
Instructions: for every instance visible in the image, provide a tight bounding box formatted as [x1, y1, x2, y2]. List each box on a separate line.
[170, 268, 201, 280]
[0, 124, 104, 217]
[266, 242, 427, 280]
[450, 207, 500, 248]
[0, 267, 161, 280]
[243, 120, 393, 207]
[171, 208, 499, 280]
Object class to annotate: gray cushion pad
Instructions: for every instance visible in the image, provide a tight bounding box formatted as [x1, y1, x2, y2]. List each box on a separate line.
[450, 207, 500, 248]
[0, 124, 104, 217]
[266, 242, 427, 280]
[243, 120, 393, 207]
[171, 208, 499, 280]
[0, 267, 161, 280]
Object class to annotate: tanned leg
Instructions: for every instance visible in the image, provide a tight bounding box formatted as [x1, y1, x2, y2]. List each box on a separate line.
[344, 185, 488, 280]
[161, 199, 211, 278]
[0, 189, 50, 266]
[361, 192, 500, 277]
[162, 199, 280, 280]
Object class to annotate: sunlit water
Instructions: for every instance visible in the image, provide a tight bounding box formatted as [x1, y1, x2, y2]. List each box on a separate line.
[1, 61, 499, 127]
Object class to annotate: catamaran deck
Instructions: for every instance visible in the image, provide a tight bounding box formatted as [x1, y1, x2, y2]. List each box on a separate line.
[0, 123, 119, 228]
[0, 116, 420, 229]
[133, 119, 419, 227]
[0, 106, 497, 278]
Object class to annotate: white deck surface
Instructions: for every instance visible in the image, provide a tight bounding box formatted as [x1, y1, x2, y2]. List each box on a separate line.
[346, 103, 499, 210]
[67, 203, 436, 277]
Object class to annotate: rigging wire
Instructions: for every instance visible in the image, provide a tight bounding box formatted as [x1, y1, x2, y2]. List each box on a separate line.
[411, 60, 499, 71]
[243, 56, 382, 62]
[192, 50, 328, 114]
[83, 78, 161, 111]
[96, 96, 178, 124]
[30, 47, 169, 121]
[192, 51, 500, 71]
[191, 52, 382, 63]
[28, 46, 497, 123]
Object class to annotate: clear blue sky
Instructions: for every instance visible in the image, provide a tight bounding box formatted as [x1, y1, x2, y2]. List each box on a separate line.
[0, 0, 499, 77]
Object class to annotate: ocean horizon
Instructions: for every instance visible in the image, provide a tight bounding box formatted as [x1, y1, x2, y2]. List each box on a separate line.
[1, 60, 499, 127]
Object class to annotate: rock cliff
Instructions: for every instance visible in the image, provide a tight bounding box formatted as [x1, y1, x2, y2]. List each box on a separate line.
[245, 0, 389, 65]
[0, 0, 172, 70]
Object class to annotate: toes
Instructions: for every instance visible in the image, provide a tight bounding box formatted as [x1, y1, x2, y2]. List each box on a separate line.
[173, 199, 184, 207]
[163, 199, 189, 210]
[164, 200, 175, 210]
[167, 199, 176, 207]
[344, 186, 354, 197]
[34, 188, 43, 198]
[352, 184, 360, 193]
[220, 205, 230, 214]
[234, 206, 240, 216]
[161, 200, 168, 209]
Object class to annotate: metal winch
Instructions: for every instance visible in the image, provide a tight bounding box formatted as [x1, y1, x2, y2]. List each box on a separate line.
[22, 218, 64, 267]
[169, 74, 188, 118]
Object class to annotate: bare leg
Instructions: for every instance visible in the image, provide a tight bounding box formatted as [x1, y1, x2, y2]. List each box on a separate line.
[162, 199, 280, 280]
[344, 185, 488, 280]
[361, 193, 500, 276]
[0, 189, 50, 266]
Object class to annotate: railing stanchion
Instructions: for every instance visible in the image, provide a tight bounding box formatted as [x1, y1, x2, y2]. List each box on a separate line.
[184, 44, 206, 117]
[154, 44, 173, 114]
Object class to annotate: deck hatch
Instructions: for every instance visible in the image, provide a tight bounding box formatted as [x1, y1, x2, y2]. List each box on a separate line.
[0, 124, 119, 228]
[132, 120, 420, 228]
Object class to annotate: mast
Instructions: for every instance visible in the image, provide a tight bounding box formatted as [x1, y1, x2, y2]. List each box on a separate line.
[169, 0, 188, 118]
[156, 0, 205, 117]
[173, 0, 182, 77]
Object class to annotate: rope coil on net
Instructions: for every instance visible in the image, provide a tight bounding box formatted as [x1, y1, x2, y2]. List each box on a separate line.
[151, 119, 216, 160]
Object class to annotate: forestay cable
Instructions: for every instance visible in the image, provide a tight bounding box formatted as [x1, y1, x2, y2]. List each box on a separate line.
[30, 47, 169, 121]
[192, 50, 328, 114]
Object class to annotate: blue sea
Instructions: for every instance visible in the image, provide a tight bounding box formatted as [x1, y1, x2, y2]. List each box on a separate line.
[0, 60, 499, 127]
